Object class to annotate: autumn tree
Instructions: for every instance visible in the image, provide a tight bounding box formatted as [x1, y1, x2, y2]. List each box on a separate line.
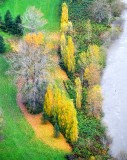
[7, 33, 56, 113]
[84, 63, 100, 86]
[87, 85, 102, 118]
[44, 84, 54, 116]
[44, 84, 78, 142]
[78, 44, 102, 82]
[63, 36, 75, 72]
[60, 32, 66, 55]
[22, 6, 47, 32]
[61, 2, 68, 32]
[75, 77, 82, 109]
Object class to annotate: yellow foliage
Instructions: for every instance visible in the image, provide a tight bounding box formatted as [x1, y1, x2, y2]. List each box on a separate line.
[87, 85, 102, 118]
[44, 84, 54, 116]
[84, 63, 100, 86]
[63, 36, 75, 72]
[68, 36, 75, 56]
[89, 156, 96, 160]
[24, 32, 44, 47]
[61, 22, 68, 33]
[9, 40, 19, 52]
[78, 51, 90, 70]
[60, 32, 66, 54]
[75, 77, 82, 109]
[44, 84, 78, 142]
[61, 2, 68, 24]
[88, 45, 100, 64]
[61, 2, 69, 32]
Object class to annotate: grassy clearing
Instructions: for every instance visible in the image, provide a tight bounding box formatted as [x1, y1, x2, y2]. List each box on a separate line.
[0, 0, 61, 31]
[0, 56, 66, 160]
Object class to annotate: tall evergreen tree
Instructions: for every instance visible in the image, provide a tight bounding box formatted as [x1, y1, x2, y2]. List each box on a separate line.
[13, 15, 23, 36]
[0, 36, 5, 53]
[4, 10, 13, 33]
[0, 15, 5, 31]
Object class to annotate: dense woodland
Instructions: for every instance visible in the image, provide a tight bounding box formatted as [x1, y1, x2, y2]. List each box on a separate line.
[0, 0, 125, 160]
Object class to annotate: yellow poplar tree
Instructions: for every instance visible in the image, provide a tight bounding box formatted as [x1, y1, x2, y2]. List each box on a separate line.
[61, 2, 68, 24]
[60, 32, 66, 55]
[63, 36, 75, 72]
[44, 85, 78, 142]
[61, 2, 68, 32]
[44, 84, 54, 116]
[88, 45, 100, 64]
[75, 77, 82, 109]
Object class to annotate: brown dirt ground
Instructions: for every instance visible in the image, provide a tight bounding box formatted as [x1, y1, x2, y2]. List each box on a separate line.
[17, 93, 72, 152]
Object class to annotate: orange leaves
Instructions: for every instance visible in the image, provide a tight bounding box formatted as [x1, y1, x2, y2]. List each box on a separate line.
[44, 84, 78, 142]
[24, 32, 44, 47]
[87, 85, 102, 118]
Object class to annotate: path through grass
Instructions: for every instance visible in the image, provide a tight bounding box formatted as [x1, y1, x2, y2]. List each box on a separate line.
[0, 56, 66, 160]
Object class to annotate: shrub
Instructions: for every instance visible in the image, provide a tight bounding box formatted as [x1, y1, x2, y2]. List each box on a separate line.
[111, 0, 125, 17]
[89, 0, 112, 23]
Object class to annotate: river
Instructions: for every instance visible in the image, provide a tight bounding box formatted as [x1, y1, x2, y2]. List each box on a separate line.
[101, 1, 127, 159]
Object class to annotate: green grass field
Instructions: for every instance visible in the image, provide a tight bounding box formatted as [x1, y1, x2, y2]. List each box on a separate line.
[0, 0, 61, 31]
[0, 56, 66, 160]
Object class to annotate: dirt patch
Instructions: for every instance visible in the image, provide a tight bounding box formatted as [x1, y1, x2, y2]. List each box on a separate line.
[17, 93, 72, 152]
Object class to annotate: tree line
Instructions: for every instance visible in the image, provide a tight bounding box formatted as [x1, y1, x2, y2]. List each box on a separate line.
[0, 10, 23, 36]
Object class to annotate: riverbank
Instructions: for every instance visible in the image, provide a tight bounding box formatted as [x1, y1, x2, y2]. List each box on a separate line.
[101, 1, 127, 158]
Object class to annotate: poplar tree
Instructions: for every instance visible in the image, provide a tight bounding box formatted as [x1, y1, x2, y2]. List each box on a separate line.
[44, 84, 78, 142]
[64, 36, 75, 72]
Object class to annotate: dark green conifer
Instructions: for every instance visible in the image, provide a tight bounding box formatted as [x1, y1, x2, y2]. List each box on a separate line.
[0, 35, 5, 53]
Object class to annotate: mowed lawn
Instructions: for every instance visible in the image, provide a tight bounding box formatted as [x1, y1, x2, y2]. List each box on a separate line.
[0, 56, 66, 160]
[0, 0, 61, 31]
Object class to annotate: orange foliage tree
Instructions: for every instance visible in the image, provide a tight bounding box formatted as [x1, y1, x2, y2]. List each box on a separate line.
[24, 32, 44, 47]
[44, 84, 78, 142]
